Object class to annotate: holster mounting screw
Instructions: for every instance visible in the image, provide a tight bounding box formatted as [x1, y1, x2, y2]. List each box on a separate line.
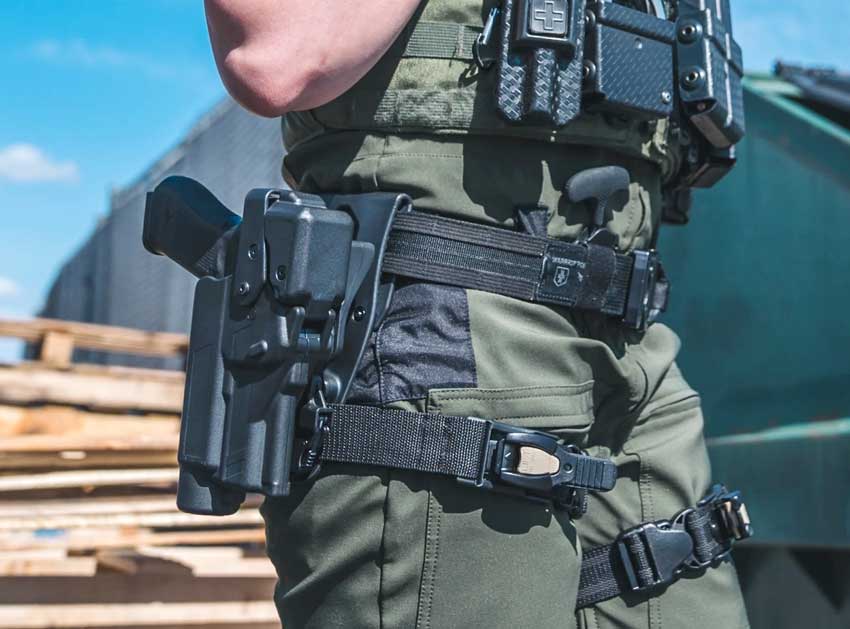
[681, 67, 705, 91]
[678, 21, 702, 44]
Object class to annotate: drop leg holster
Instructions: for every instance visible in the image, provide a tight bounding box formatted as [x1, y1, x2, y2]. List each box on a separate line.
[143, 175, 751, 607]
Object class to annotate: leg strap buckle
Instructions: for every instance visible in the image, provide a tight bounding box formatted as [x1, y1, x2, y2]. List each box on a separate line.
[610, 485, 753, 596]
[617, 521, 694, 592]
[460, 421, 617, 514]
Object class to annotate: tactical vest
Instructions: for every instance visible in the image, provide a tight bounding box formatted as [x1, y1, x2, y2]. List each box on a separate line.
[282, 0, 742, 249]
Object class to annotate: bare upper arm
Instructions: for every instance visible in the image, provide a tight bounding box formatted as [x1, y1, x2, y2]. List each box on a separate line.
[204, 0, 421, 117]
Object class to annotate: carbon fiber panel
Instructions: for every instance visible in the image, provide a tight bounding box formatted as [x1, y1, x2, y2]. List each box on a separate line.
[676, 0, 746, 147]
[584, 2, 675, 119]
[495, 0, 586, 127]
[595, 2, 676, 43]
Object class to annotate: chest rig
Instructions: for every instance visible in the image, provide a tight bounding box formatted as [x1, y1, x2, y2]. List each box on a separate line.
[476, 0, 744, 215]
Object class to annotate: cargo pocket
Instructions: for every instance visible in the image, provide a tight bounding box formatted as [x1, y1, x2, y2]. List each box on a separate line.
[427, 381, 596, 440]
[411, 383, 594, 629]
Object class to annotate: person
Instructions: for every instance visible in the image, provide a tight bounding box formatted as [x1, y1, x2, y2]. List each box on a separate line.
[203, 1, 751, 627]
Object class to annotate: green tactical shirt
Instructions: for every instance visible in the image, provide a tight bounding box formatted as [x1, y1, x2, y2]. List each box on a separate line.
[282, 0, 680, 251]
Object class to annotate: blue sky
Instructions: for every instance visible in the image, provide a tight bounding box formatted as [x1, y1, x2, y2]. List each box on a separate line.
[0, 1, 848, 359]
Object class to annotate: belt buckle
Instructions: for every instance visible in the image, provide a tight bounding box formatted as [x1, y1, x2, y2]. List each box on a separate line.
[624, 249, 663, 331]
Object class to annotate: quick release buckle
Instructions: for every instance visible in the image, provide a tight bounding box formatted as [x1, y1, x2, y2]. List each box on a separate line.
[459, 421, 616, 514]
[624, 250, 668, 331]
[617, 485, 753, 592]
[616, 520, 695, 593]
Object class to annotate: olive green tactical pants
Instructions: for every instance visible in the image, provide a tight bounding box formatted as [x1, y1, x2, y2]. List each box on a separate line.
[262, 286, 750, 628]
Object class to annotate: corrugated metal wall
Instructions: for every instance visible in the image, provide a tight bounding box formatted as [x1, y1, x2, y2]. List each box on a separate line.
[662, 78, 850, 439]
[40, 99, 284, 368]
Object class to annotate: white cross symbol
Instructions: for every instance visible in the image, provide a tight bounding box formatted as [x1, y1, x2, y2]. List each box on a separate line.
[534, 0, 566, 32]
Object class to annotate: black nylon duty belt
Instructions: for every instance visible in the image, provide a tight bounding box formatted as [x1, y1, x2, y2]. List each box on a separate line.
[577, 485, 754, 609]
[382, 210, 668, 331]
[300, 403, 618, 512]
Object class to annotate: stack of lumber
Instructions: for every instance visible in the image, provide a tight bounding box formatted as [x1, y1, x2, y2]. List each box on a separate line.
[0, 319, 278, 629]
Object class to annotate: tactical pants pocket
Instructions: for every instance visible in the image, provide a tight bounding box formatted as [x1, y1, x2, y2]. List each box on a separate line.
[427, 381, 596, 439]
[408, 383, 597, 629]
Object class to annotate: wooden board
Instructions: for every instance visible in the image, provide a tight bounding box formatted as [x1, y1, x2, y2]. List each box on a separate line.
[0, 364, 184, 413]
[0, 430, 179, 454]
[39, 332, 75, 369]
[0, 320, 275, 622]
[0, 318, 188, 360]
[0, 468, 178, 493]
[0, 436, 178, 471]
[0, 556, 97, 577]
[0, 573, 276, 606]
[0, 405, 179, 439]
[0, 451, 177, 471]
[0, 527, 266, 552]
[99, 548, 275, 578]
[0, 494, 261, 518]
[0, 601, 278, 628]
[0, 508, 262, 532]
[0, 496, 178, 518]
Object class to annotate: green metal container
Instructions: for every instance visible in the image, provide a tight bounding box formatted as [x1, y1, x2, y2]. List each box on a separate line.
[660, 75, 850, 547]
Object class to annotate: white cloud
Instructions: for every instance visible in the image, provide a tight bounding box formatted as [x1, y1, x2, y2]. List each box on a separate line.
[30, 39, 182, 80]
[0, 144, 79, 183]
[0, 278, 19, 299]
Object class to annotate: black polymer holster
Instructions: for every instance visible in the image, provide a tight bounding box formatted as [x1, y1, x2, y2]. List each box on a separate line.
[144, 177, 408, 515]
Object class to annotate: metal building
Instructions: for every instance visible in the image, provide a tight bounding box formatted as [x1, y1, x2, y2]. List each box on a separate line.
[39, 99, 285, 367]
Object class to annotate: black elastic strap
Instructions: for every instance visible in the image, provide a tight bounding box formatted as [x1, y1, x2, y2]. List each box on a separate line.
[383, 211, 638, 319]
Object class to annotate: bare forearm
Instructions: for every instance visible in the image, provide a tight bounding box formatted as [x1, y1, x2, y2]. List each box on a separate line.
[205, 0, 421, 116]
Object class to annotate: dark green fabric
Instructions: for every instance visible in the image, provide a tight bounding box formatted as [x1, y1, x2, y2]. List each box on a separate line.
[281, 0, 680, 246]
[403, 21, 480, 61]
[263, 291, 750, 628]
[283, 133, 663, 251]
[282, 0, 676, 155]
[264, 2, 747, 626]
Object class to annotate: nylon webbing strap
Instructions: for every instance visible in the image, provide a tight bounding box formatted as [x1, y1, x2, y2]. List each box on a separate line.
[383, 211, 634, 317]
[576, 493, 749, 609]
[403, 21, 482, 61]
[577, 539, 647, 609]
[321, 404, 489, 480]
[317, 404, 617, 496]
